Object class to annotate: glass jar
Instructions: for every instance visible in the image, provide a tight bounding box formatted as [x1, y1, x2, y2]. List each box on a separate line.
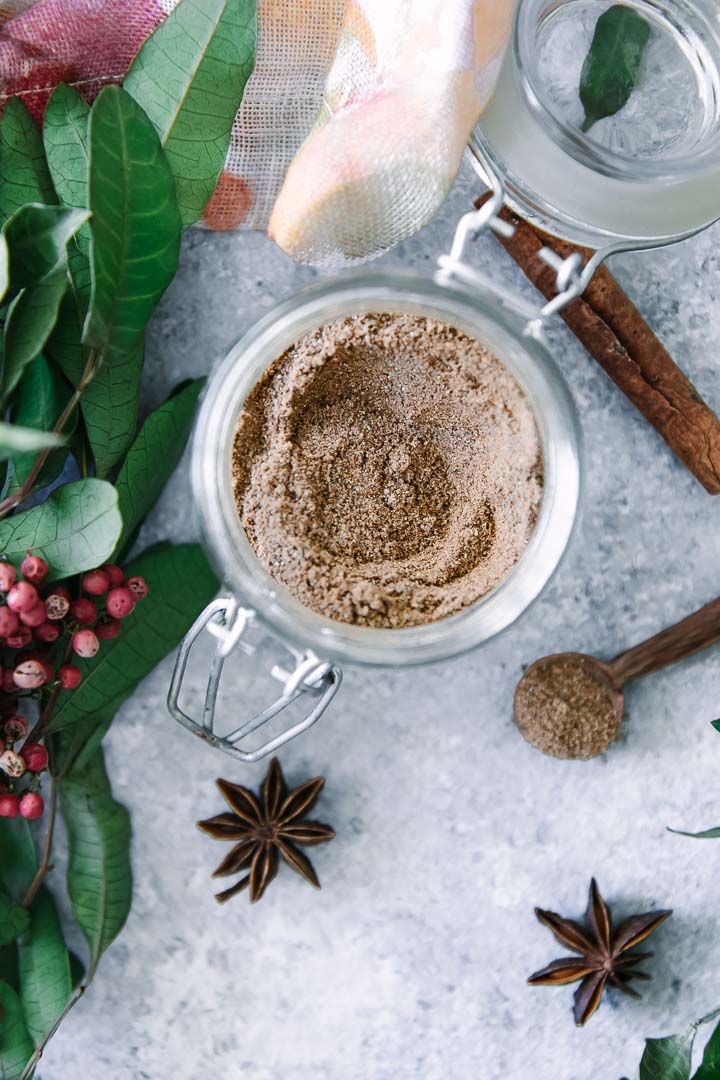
[469, 0, 720, 248]
[168, 269, 580, 762]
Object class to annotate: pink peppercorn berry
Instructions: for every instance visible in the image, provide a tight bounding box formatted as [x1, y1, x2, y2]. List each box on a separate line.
[35, 621, 60, 644]
[4, 716, 28, 742]
[19, 600, 48, 628]
[101, 563, 124, 588]
[0, 793, 19, 818]
[0, 562, 16, 592]
[82, 568, 110, 596]
[0, 749, 26, 778]
[13, 659, 51, 690]
[70, 597, 96, 626]
[21, 743, 48, 773]
[72, 629, 99, 659]
[106, 587, 135, 619]
[96, 616, 121, 641]
[7, 581, 38, 614]
[124, 576, 148, 600]
[6, 627, 32, 650]
[58, 665, 82, 690]
[20, 552, 48, 585]
[0, 606, 19, 637]
[45, 589, 71, 621]
[20, 792, 44, 820]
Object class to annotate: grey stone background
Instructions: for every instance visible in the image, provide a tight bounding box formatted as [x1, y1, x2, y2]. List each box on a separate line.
[42, 162, 720, 1079]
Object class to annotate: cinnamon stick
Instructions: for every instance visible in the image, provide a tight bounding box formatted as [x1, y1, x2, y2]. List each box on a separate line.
[474, 196, 720, 494]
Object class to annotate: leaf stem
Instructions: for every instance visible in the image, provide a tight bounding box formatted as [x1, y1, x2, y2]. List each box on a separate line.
[19, 982, 87, 1080]
[22, 782, 57, 908]
[0, 347, 99, 518]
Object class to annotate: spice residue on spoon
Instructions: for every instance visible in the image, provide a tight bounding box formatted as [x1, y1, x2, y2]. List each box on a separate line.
[232, 313, 543, 629]
[513, 655, 623, 760]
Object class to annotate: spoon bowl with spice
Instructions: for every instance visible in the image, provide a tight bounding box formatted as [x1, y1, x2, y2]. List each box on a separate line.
[513, 596, 720, 759]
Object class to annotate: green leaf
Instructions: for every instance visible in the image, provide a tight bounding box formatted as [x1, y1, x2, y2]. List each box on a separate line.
[668, 826, 720, 839]
[7, 355, 71, 489]
[48, 294, 144, 479]
[639, 1028, 695, 1080]
[3, 204, 89, 289]
[0, 820, 36, 901]
[2, 268, 68, 397]
[77, 342, 144, 479]
[0, 981, 34, 1079]
[0, 98, 55, 225]
[580, 6, 652, 133]
[125, 0, 257, 227]
[0, 945, 19, 996]
[43, 84, 92, 314]
[0, 478, 121, 580]
[17, 886, 71, 1045]
[114, 378, 204, 552]
[0, 895, 29, 947]
[695, 1019, 720, 1080]
[48, 543, 219, 737]
[712, 720, 720, 734]
[0, 421, 65, 464]
[43, 85, 90, 223]
[57, 748, 131, 974]
[84, 85, 181, 359]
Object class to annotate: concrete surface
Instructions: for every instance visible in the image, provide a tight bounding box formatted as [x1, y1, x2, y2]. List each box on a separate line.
[41, 161, 720, 1080]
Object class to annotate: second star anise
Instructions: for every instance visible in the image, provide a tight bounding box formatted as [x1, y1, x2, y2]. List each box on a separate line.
[196, 758, 335, 904]
[528, 878, 672, 1026]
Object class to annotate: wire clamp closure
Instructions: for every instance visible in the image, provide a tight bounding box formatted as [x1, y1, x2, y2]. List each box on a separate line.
[168, 596, 342, 763]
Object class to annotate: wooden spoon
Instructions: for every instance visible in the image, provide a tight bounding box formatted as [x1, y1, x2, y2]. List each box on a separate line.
[513, 597, 720, 760]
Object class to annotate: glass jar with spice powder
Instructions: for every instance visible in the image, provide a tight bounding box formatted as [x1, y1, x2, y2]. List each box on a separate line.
[169, 269, 580, 762]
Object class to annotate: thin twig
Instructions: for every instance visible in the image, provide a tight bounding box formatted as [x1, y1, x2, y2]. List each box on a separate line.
[25, 639, 73, 746]
[19, 984, 87, 1080]
[0, 348, 99, 519]
[22, 782, 57, 908]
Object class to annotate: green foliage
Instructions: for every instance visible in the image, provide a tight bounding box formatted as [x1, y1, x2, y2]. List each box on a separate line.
[125, 0, 257, 227]
[3, 204, 88, 291]
[0, 820, 36, 901]
[17, 887, 72, 1045]
[114, 378, 204, 553]
[58, 749, 132, 975]
[0, 10, 231, 1073]
[623, 1010, 720, 1080]
[43, 84, 92, 313]
[0, 478, 122, 579]
[580, 6, 652, 132]
[0, 98, 55, 224]
[3, 268, 68, 398]
[84, 85, 181, 359]
[7, 355, 71, 489]
[0, 894, 29, 947]
[0, 981, 34, 1080]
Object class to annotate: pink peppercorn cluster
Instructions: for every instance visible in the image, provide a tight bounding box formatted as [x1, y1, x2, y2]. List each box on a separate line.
[0, 552, 148, 820]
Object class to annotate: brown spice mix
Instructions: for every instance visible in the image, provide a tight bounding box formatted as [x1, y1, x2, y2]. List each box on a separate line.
[232, 313, 543, 629]
[513, 657, 622, 760]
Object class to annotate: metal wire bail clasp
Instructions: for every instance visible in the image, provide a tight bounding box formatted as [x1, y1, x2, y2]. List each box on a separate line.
[167, 596, 343, 763]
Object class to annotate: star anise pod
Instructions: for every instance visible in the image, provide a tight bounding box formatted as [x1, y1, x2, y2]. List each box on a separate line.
[196, 758, 335, 904]
[528, 878, 672, 1026]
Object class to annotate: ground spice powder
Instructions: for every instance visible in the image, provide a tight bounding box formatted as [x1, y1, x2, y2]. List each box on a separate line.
[232, 313, 543, 629]
[513, 656, 622, 760]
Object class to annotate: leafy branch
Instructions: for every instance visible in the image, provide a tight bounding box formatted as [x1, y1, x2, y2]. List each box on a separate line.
[0, 1, 257, 1076]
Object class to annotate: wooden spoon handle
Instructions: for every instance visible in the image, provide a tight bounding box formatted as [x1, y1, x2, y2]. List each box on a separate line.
[608, 597, 720, 685]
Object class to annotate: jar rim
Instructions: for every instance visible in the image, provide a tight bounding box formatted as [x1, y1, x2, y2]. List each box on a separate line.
[192, 268, 581, 667]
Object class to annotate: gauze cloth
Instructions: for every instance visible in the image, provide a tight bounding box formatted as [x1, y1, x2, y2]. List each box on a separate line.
[0, 0, 515, 265]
